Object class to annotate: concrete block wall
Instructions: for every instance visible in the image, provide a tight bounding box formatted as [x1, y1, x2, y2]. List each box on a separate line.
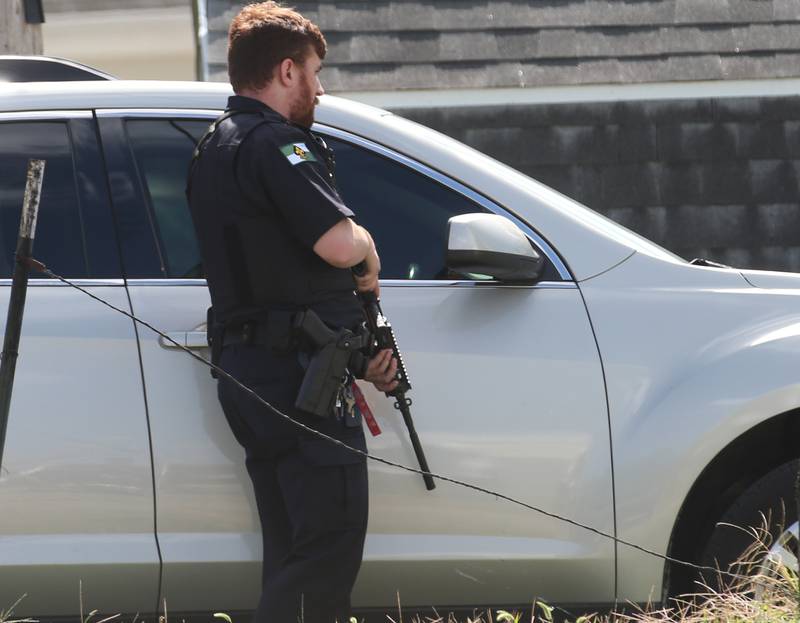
[398, 96, 800, 272]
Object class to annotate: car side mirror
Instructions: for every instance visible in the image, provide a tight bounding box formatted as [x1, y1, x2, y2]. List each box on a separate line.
[446, 213, 545, 283]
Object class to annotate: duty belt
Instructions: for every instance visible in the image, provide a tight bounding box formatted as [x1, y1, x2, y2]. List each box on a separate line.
[221, 311, 296, 351]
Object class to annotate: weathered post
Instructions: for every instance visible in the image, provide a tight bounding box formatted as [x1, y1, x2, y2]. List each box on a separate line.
[191, 0, 209, 81]
[0, 159, 45, 474]
[0, 0, 44, 55]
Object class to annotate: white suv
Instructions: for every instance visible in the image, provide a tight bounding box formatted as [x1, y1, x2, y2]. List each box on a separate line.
[1, 67, 799, 620]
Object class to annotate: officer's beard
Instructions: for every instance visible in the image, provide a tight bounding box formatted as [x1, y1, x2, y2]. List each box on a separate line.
[290, 80, 316, 129]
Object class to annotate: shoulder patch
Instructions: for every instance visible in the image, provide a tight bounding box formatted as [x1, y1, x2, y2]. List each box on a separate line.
[280, 142, 317, 165]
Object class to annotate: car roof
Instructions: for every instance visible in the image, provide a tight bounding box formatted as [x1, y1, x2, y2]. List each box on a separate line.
[0, 80, 391, 127]
[0, 80, 231, 111]
[0, 55, 116, 82]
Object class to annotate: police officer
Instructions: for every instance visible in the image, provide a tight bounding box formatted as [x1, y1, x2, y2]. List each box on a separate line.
[187, 3, 398, 622]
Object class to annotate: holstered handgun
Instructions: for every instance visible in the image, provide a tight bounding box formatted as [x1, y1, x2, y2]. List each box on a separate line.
[293, 309, 367, 418]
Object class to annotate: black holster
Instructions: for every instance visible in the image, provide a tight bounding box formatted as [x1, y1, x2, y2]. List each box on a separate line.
[293, 309, 371, 418]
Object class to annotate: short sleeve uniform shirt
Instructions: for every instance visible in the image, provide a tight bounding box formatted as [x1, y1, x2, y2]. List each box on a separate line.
[189, 95, 363, 331]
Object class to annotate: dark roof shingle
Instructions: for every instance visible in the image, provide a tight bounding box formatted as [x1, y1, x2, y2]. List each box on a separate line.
[207, 1, 800, 90]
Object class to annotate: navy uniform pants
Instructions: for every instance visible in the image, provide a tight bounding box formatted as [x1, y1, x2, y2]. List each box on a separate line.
[218, 343, 369, 623]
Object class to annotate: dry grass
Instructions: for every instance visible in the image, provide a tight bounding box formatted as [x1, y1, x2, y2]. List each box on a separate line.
[3, 518, 798, 623]
[400, 517, 799, 623]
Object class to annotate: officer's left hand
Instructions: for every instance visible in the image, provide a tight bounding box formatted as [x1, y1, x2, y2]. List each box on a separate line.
[355, 239, 381, 296]
[365, 348, 399, 393]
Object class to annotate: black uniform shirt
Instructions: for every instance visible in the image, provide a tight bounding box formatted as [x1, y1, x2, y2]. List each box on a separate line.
[189, 95, 364, 330]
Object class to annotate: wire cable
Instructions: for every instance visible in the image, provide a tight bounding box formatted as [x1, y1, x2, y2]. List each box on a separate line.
[24, 256, 794, 594]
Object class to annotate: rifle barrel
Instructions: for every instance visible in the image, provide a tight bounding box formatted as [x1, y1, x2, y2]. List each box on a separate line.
[397, 396, 436, 491]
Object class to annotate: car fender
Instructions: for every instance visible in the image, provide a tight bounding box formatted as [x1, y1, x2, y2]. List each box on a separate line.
[580, 251, 800, 601]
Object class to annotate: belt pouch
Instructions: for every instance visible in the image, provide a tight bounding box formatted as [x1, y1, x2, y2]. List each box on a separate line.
[266, 310, 295, 352]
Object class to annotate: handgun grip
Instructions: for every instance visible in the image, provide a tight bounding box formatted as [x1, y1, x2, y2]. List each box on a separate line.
[293, 309, 336, 348]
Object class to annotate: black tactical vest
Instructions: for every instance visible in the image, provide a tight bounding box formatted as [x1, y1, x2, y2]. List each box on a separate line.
[187, 96, 362, 329]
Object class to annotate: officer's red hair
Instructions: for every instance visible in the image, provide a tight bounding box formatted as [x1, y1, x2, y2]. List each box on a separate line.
[228, 2, 327, 93]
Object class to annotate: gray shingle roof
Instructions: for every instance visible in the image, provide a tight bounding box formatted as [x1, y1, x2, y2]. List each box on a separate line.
[206, 0, 800, 90]
[43, 0, 185, 12]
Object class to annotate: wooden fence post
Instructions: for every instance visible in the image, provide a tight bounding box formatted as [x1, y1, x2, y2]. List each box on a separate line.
[0, 0, 43, 55]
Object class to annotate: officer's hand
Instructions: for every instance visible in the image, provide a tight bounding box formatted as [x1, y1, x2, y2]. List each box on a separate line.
[356, 242, 381, 296]
[365, 348, 398, 393]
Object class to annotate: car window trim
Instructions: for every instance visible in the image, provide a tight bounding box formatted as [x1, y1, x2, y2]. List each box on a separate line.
[0, 279, 125, 287]
[95, 109, 220, 119]
[0, 110, 93, 121]
[123, 278, 577, 290]
[95, 109, 574, 285]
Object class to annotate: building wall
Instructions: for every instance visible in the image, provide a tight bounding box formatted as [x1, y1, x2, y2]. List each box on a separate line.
[400, 95, 800, 272]
[206, 0, 800, 89]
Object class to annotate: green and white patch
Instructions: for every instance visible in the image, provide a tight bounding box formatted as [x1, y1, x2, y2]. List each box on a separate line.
[280, 142, 317, 165]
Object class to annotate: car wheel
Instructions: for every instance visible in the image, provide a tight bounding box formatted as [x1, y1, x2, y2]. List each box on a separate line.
[696, 459, 799, 595]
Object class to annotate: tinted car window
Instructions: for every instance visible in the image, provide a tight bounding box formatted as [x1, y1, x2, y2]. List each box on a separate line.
[126, 119, 209, 278]
[122, 120, 554, 282]
[0, 120, 119, 278]
[324, 136, 489, 280]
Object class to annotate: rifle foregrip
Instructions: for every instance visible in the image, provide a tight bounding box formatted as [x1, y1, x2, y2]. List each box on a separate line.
[376, 325, 411, 395]
[353, 281, 434, 492]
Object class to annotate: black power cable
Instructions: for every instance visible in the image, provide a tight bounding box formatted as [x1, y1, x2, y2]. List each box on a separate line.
[23, 256, 795, 598]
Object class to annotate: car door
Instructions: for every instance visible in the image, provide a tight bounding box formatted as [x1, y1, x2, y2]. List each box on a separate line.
[95, 110, 258, 614]
[321, 130, 614, 609]
[97, 110, 615, 613]
[0, 112, 160, 617]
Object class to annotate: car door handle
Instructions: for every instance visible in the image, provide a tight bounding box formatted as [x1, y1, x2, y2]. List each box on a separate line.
[186, 331, 209, 348]
[159, 330, 208, 349]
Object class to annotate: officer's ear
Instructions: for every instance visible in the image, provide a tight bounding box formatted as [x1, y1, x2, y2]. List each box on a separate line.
[276, 57, 296, 88]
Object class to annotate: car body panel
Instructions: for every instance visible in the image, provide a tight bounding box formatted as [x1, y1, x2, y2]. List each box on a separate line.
[580, 252, 800, 599]
[740, 268, 800, 289]
[123, 282, 260, 612]
[122, 277, 615, 610]
[0, 283, 159, 616]
[351, 281, 615, 607]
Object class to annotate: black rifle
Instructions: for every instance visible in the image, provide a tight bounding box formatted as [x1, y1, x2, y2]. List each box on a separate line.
[353, 263, 435, 491]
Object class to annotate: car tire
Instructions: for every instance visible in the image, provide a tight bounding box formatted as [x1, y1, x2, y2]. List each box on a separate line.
[696, 458, 799, 593]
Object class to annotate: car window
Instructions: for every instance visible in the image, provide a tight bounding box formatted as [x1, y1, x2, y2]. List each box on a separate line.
[323, 136, 493, 280]
[0, 120, 120, 278]
[125, 119, 209, 278]
[121, 118, 556, 282]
